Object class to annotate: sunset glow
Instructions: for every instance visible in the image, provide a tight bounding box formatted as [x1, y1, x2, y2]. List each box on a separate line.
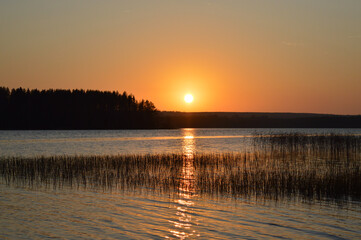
[0, 1, 360, 114]
[1, 1, 360, 239]
[184, 94, 194, 104]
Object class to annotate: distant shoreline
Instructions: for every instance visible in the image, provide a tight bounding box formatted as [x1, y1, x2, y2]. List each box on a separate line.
[1, 87, 360, 129]
[1, 111, 360, 130]
[153, 111, 361, 129]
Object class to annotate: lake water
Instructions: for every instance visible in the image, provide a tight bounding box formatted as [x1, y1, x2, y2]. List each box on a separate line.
[1, 128, 361, 239]
[1, 128, 360, 157]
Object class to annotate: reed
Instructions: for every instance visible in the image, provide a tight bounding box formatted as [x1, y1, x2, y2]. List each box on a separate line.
[1, 134, 360, 202]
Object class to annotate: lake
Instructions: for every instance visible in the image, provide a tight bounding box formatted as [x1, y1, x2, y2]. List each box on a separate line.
[1, 128, 360, 157]
[1, 128, 361, 239]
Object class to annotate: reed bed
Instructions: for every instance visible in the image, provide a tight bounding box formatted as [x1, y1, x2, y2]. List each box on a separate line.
[1, 134, 360, 202]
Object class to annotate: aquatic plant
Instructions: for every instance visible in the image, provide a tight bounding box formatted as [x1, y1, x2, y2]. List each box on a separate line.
[1, 134, 360, 202]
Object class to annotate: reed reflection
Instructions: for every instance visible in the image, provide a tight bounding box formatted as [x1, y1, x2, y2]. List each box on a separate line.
[167, 129, 199, 239]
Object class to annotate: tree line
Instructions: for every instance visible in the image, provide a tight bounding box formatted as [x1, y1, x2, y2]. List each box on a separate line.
[155, 112, 361, 128]
[1, 86, 360, 129]
[0, 87, 157, 129]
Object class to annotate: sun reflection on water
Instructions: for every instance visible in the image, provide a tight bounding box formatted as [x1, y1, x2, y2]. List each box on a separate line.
[167, 129, 200, 239]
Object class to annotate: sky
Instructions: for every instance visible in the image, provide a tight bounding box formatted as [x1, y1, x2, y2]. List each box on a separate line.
[1, 0, 361, 114]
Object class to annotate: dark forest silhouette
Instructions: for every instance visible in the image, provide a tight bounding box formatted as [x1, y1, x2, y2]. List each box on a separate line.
[0, 87, 157, 129]
[1, 86, 360, 129]
[156, 112, 361, 128]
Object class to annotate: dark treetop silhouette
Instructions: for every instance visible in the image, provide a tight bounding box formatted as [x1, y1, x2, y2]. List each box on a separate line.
[0, 87, 157, 129]
[0, 87, 360, 129]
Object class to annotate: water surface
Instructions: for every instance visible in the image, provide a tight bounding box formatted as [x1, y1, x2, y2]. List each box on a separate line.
[1, 184, 360, 239]
[1, 128, 361, 239]
[1, 128, 360, 157]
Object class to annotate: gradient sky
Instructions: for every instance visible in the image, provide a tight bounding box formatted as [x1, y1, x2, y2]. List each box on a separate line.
[1, 1, 360, 114]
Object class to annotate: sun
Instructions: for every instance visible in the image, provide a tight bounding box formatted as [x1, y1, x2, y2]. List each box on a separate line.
[184, 94, 194, 103]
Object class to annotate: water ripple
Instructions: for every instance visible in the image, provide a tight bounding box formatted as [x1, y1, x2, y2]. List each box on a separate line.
[1, 184, 360, 239]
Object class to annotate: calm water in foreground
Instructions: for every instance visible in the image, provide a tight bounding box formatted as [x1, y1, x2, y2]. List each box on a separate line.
[1, 128, 361, 239]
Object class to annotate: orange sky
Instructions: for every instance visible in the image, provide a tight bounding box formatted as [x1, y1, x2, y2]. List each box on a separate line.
[1, 1, 360, 114]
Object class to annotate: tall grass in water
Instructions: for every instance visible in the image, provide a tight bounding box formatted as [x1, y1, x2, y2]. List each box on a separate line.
[1, 134, 360, 202]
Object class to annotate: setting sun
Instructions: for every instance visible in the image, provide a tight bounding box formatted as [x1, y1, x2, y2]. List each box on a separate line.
[184, 94, 194, 103]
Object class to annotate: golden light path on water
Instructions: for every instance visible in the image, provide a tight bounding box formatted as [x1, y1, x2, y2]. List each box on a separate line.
[167, 129, 199, 239]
